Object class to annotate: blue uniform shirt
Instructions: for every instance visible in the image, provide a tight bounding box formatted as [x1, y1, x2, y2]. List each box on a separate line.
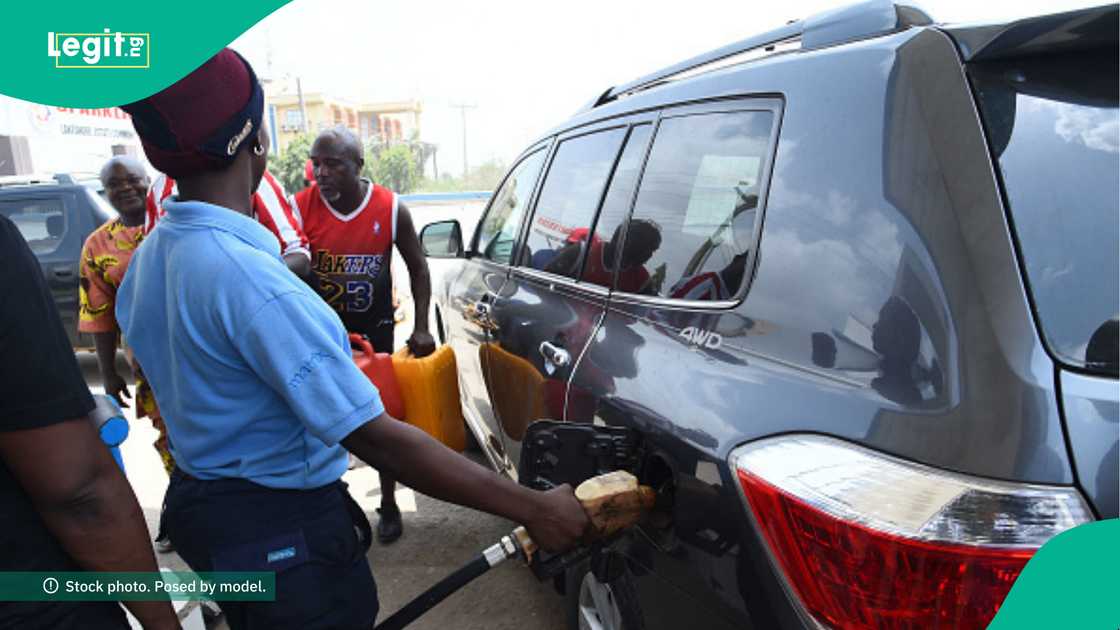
[117, 198, 383, 489]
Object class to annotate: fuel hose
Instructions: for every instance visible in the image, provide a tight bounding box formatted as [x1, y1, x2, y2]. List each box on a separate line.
[373, 534, 522, 630]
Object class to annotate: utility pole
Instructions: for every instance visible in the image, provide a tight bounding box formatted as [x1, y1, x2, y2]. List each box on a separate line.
[297, 77, 308, 133]
[451, 102, 476, 179]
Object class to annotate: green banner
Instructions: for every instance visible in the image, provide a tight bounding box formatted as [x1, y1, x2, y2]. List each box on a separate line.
[990, 519, 1119, 629]
[0, 572, 275, 601]
[2, 1, 292, 107]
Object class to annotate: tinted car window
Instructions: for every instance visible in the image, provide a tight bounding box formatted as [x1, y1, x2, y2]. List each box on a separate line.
[476, 149, 547, 264]
[623, 111, 773, 301]
[580, 124, 652, 291]
[519, 128, 627, 278]
[972, 54, 1119, 374]
[0, 197, 67, 255]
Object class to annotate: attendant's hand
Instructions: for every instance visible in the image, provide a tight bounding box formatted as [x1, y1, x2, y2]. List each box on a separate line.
[407, 330, 436, 358]
[523, 485, 589, 553]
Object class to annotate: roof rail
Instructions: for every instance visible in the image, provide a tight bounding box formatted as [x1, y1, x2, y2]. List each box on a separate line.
[0, 174, 58, 188]
[587, 0, 932, 109]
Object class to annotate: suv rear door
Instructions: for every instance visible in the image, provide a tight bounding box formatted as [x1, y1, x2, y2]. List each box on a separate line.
[483, 114, 656, 469]
[444, 146, 549, 474]
[567, 101, 782, 628]
[0, 189, 86, 347]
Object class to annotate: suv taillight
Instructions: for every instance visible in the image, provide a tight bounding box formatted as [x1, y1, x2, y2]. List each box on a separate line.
[730, 435, 1091, 630]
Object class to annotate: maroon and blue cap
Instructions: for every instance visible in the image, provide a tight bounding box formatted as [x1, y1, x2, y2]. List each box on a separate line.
[122, 48, 264, 179]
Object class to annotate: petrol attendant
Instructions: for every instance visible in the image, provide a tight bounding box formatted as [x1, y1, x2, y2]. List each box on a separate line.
[116, 48, 587, 630]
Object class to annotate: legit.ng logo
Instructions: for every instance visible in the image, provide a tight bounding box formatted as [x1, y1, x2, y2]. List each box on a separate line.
[47, 30, 150, 68]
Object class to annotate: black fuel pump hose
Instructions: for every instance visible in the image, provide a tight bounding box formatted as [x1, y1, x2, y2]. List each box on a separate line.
[374, 535, 521, 630]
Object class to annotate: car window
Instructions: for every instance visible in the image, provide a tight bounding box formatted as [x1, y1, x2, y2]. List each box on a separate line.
[0, 197, 67, 256]
[972, 55, 1119, 375]
[518, 128, 627, 278]
[476, 149, 547, 264]
[622, 110, 774, 301]
[579, 124, 653, 291]
[86, 188, 118, 224]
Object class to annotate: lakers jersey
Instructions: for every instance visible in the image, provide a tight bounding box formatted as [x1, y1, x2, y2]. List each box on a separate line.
[294, 180, 398, 334]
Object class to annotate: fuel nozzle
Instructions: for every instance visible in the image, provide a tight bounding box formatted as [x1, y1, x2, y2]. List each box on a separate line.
[508, 471, 655, 580]
[375, 471, 654, 630]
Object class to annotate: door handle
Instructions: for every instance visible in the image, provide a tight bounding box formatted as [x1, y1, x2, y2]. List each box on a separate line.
[539, 341, 571, 368]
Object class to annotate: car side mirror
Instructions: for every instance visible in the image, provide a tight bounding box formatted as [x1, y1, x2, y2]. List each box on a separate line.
[420, 220, 464, 258]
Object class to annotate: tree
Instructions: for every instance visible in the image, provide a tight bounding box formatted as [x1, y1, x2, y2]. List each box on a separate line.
[414, 158, 507, 193]
[373, 144, 419, 193]
[463, 159, 506, 191]
[272, 132, 314, 193]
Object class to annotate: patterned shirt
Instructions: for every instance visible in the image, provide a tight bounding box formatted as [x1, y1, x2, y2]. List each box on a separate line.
[78, 219, 145, 333]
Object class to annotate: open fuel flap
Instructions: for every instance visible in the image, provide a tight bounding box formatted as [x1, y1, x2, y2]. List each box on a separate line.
[518, 421, 643, 491]
[517, 421, 675, 586]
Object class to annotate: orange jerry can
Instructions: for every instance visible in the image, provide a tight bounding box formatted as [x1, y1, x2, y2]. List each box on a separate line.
[350, 334, 406, 420]
[392, 344, 467, 451]
[479, 342, 544, 442]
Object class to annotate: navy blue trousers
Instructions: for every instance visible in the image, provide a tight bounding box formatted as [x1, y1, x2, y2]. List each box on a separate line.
[163, 470, 378, 630]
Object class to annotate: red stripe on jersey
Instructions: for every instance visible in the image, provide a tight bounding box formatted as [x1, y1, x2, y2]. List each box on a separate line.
[257, 170, 308, 254]
[145, 170, 307, 257]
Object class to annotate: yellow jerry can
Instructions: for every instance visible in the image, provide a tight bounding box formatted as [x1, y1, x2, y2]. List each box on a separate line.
[392, 344, 467, 452]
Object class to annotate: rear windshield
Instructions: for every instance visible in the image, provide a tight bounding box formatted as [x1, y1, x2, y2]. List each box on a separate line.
[971, 51, 1119, 375]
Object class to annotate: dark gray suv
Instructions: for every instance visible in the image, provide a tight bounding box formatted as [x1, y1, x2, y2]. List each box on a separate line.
[0, 177, 117, 350]
[420, 2, 1118, 628]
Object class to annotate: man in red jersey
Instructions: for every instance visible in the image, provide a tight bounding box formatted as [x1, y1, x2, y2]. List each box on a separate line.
[295, 126, 435, 544]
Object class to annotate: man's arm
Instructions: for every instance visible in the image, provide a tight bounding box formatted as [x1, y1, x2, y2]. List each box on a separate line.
[282, 252, 313, 281]
[0, 419, 180, 630]
[79, 238, 129, 406]
[1, 216, 178, 629]
[341, 416, 586, 551]
[395, 203, 436, 357]
[92, 332, 129, 408]
[255, 171, 315, 285]
[231, 291, 588, 553]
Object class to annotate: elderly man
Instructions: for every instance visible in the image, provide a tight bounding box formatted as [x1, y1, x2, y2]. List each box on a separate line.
[117, 49, 586, 630]
[294, 126, 435, 543]
[81, 157, 148, 408]
[80, 157, 179, 478]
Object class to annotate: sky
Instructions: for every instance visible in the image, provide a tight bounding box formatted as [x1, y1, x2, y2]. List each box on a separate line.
[231, 0, 1107, 176]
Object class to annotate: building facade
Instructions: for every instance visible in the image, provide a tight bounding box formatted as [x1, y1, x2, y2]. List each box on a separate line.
[268, 91, 422, 153]
[0, 96, 144, 177]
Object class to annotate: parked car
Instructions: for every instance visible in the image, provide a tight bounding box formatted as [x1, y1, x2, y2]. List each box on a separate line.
[420, 2, 1118, 629]
[395, 192, 489, 334]
[0, 176, 117, 349]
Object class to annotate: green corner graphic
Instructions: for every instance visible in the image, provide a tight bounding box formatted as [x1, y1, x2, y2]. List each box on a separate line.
[2, 1, 292, 107]
[989, 519, 1119, 629]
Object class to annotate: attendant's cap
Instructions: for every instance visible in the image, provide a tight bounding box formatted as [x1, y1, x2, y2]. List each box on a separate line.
[121, 48, 263, 178]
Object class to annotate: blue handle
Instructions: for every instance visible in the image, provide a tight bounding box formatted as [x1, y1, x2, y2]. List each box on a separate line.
[91, 394, 129, 473]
